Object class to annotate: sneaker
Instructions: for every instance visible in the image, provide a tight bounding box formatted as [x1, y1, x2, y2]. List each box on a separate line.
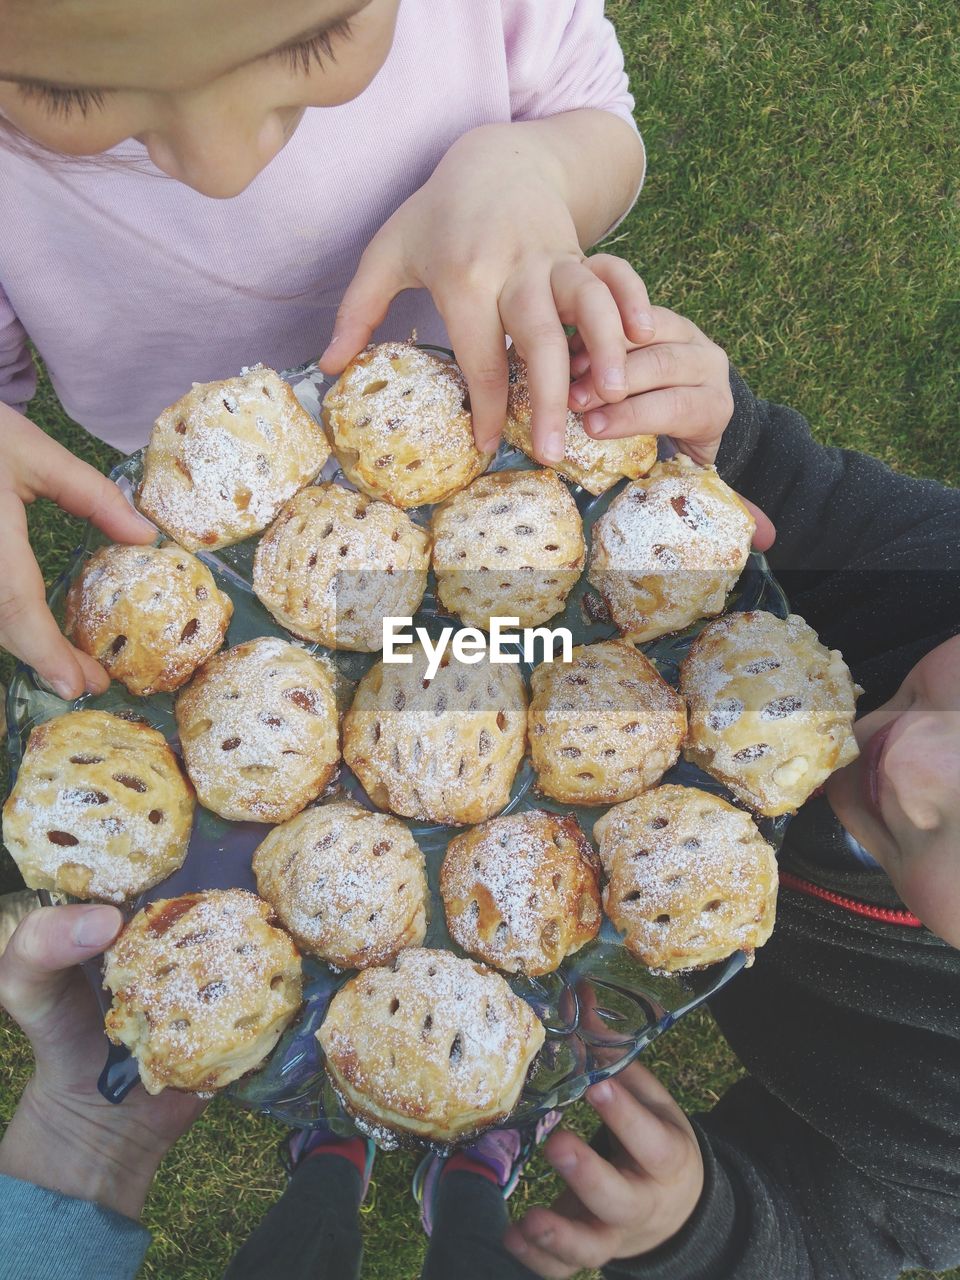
[412, 1110, 562, 1236]
[282, 1121, 376, 1202]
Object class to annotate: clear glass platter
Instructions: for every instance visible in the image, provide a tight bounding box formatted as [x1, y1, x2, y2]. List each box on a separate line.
[5, 359, 791, 1146]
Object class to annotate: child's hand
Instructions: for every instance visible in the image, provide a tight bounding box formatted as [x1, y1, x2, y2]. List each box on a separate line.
[0, 405, 156, 699]
[503, 1063, 705, 1278]
[318, 123, 655, 463]
[568, 305, 735, 466]
[0, 904, 204, 1219]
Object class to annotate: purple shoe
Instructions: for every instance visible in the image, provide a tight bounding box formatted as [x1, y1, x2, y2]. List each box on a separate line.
[282, 1122, 376, 1202]
[412, 1110, 562, 1236]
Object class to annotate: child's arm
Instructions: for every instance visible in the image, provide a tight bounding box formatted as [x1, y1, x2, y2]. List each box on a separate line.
[0, 402, 156, 698]
[320, 0, 647, 464]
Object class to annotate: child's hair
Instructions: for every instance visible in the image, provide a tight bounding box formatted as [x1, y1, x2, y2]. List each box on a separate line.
[0, 112, 149, 172]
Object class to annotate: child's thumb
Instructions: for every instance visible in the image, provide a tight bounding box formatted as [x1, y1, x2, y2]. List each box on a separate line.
[30, 432, 155, 544]
[0, 905, 122, 1030]
[319, 233, 413, 375]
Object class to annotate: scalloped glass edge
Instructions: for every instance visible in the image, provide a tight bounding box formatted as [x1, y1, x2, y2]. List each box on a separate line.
[5, 358, 793, 1144]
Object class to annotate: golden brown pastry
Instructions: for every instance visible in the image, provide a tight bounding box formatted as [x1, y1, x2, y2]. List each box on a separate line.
[252, 483, 430, 651]
[342, 645, 527, 825]
[138, 366, 330, 552]
[252, 801, 428, 969]
[318, 948, 545, 1146]
[430, 469, 585, 630]
[680, 610, 861, 816]
[528, 639, 687, 805]
[595, 784, 778, 972]
[321, 342, 492, 508]
[103, 889, 302, 1094]
[65, 543, 233, 696]
[588, 456, 755, 641]
[505, 352, 657, 495]
[1, 709, 194, 904]
[175, 637, 339, 823]
[440, 810, 601, 976]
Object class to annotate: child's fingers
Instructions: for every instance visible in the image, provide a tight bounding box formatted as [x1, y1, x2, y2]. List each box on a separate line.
[583, 255, 656, 345]
[551, 259, 628, 403]
[543, 1129, 644, 1223]
[583, 385, 723, 446]
[568, 307, 703, 389]
[607, 1059, 692, 1116]
[740, 498, 777, 552]
[0, 905, 123, 1034]
[505, 1206, 621, 1278]
[318, 233, 412, 375]
[0, 493, 98, 700]
[500, 279, 572, 464]
[586, 1076, 691, 1182]
[570, 341, 717, 413]
[40, 461, 156, 546]
[11, 422, 155, 544]
[442, 301, 509, 453]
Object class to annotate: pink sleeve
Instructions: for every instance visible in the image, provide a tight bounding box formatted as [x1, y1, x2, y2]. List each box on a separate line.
[0, 285, 36, 413]
[502, 0, 639, 130]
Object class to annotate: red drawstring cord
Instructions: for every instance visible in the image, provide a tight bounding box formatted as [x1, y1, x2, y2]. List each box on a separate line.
[778, 870, 924, 928]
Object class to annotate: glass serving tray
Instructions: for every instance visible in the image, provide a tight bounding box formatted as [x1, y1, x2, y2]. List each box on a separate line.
[5, 359, 791, 1147]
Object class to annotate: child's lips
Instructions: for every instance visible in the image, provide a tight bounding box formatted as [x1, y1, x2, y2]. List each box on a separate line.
[860, 719, 896, 827]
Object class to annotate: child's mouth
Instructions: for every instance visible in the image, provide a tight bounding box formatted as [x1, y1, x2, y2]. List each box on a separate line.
[860, 719, 896, 827]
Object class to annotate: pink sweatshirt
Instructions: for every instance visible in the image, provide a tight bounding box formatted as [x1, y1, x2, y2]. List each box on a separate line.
[0, 0, 638, 452]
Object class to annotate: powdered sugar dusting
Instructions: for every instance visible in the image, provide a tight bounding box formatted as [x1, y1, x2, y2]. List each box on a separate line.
[441, 810, 601, 975]
[432, 469, 585, 628]
[253, 802, 427, 968]
[592, 458, 753, 570]
[2, 709, 193, 903]
[529, 640, 686, 804]
[103, 888, 302, 1092]
[505, 354, 657, 494]
[253, 484, 429, 650]
[139, 366, 329, 552]
[318, 948, 545, 1139]
[175, 637, 339, 823]
[596, 785, 777, 970]
[343, 647, 527, 825]
[322, 342, 491, 506]
[680, 611, 861, 815]
[587, 458, 754, 640]
[65, 543, 233, 695]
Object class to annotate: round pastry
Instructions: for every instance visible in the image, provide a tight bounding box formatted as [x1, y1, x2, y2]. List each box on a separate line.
[504, 353, 657, 495]
[321, 342, 492, 508]
[588, 456, 756, 641]
[680, 611, 861, 816]
[65, 543, 234, 696]
[103, 889, 302, 1095]
[1, 709, 194, 904]
[252, 801, 428, 969]
[318, 948, 545, 1146]
[252, 483, 430, 651]
[430, 469, 585, 630]
[342, 645, 527, 825]
[440, 810, 601, 976]
[595, 784, 778, 972]
[529, 640, 687, 805]
[175, 637, 339, 823]
[138, 365, 330, 552]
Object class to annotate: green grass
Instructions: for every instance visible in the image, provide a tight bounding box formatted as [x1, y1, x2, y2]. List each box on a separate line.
[1, 1, 958, 1276]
